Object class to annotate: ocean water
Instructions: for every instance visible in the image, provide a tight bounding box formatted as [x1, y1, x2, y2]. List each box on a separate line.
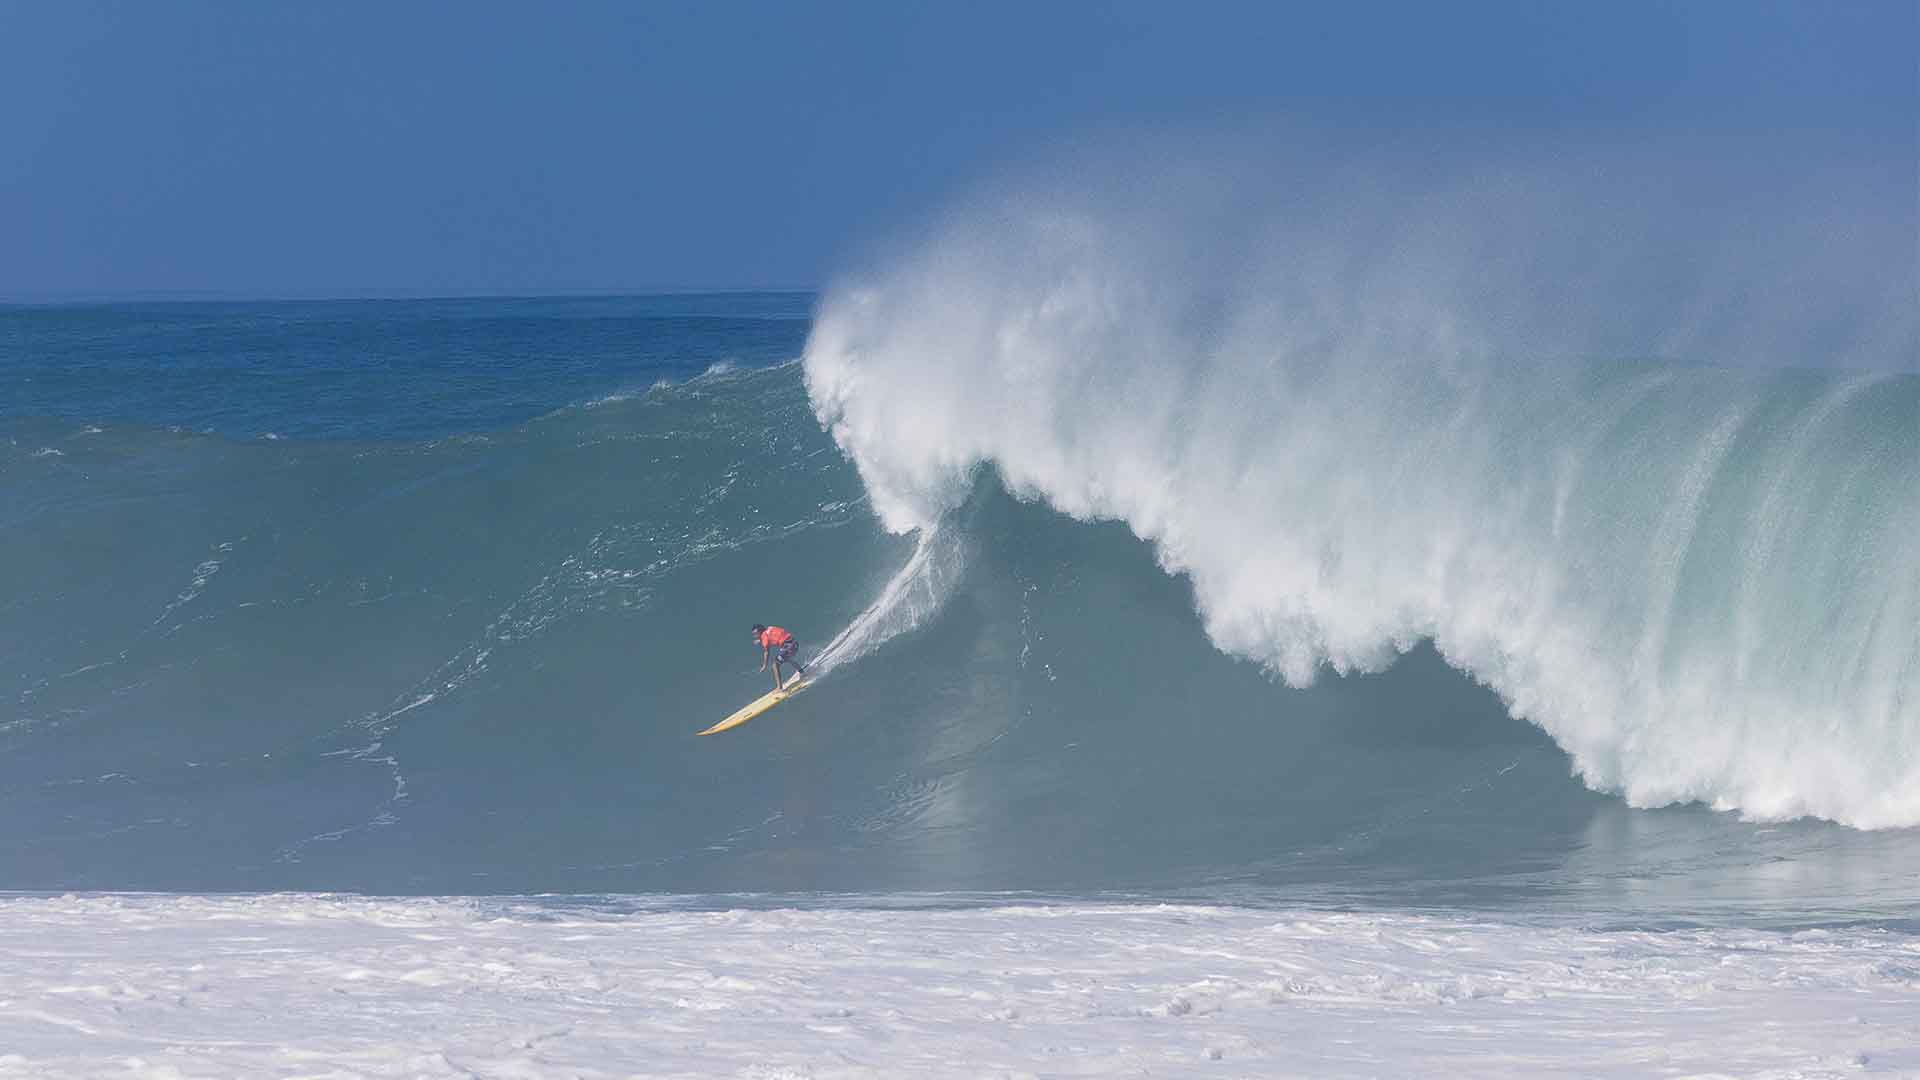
[3, 292, 1917, 1076]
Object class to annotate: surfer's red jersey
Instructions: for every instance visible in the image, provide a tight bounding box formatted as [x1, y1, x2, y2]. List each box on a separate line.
[751, 623, 805, 691]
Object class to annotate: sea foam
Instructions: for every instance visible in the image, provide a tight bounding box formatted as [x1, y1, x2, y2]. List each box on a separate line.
[0, 893, 1913, 1078]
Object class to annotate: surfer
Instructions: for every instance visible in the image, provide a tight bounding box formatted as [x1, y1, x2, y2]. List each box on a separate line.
[752, 623, 806, 691]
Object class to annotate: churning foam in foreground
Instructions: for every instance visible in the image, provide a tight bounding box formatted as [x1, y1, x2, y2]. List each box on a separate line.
[802, 163, 1920, 828]
[2, 893, 1916, 1078]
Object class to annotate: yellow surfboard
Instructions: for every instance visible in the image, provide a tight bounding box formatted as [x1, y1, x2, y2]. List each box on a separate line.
[698, 678, 810, 736]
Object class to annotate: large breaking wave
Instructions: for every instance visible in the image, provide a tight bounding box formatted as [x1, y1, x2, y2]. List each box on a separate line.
[804, 151, 1920, 828]
[5, 286, 1916, 908]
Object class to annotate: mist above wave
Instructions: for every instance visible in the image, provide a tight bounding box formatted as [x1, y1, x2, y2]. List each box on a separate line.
[803, 139, 1920, 827]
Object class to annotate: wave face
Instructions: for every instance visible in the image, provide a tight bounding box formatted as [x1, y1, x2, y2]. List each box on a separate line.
[805, 163, 1920, 830]
[4, 294, 1918, 921]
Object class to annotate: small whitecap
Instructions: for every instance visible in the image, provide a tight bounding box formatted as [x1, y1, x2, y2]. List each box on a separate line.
[584, 389, 641, 409]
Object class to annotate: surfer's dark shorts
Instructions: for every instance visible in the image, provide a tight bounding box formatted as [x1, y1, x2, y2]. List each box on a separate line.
[775, 640, 799, 664]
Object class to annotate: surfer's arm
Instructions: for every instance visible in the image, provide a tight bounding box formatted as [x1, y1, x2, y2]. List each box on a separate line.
[758, 643, 769, 671]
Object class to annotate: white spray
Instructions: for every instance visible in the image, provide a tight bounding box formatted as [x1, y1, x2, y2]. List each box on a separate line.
[802, 146, 1920, 827]
[805, 525, 967, 677]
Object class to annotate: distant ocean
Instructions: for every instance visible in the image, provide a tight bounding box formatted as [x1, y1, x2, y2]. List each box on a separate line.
[3, 291, 1916, 1076]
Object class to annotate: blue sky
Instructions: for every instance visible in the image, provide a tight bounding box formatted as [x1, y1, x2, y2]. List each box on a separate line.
[2, 1, 1912, 296]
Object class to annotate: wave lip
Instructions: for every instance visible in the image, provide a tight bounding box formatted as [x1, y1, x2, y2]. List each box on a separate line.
[803, 182, 1920, 829]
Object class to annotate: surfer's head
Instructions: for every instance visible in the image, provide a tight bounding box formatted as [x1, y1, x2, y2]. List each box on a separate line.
[750, 623, 766, 639]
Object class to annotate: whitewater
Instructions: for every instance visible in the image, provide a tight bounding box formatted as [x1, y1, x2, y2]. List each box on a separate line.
[3, 893, 1918, 1079]
[806, 162, 1920, 830]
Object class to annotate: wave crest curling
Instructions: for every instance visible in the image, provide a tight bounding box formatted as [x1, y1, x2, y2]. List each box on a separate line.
[803, 154, 1920, 827]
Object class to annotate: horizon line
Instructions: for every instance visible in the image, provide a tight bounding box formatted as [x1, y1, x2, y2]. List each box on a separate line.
[0, 285, 822, 307]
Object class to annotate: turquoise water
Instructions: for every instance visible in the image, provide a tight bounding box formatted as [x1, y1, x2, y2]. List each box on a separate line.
[2, 296, 1916, 928]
